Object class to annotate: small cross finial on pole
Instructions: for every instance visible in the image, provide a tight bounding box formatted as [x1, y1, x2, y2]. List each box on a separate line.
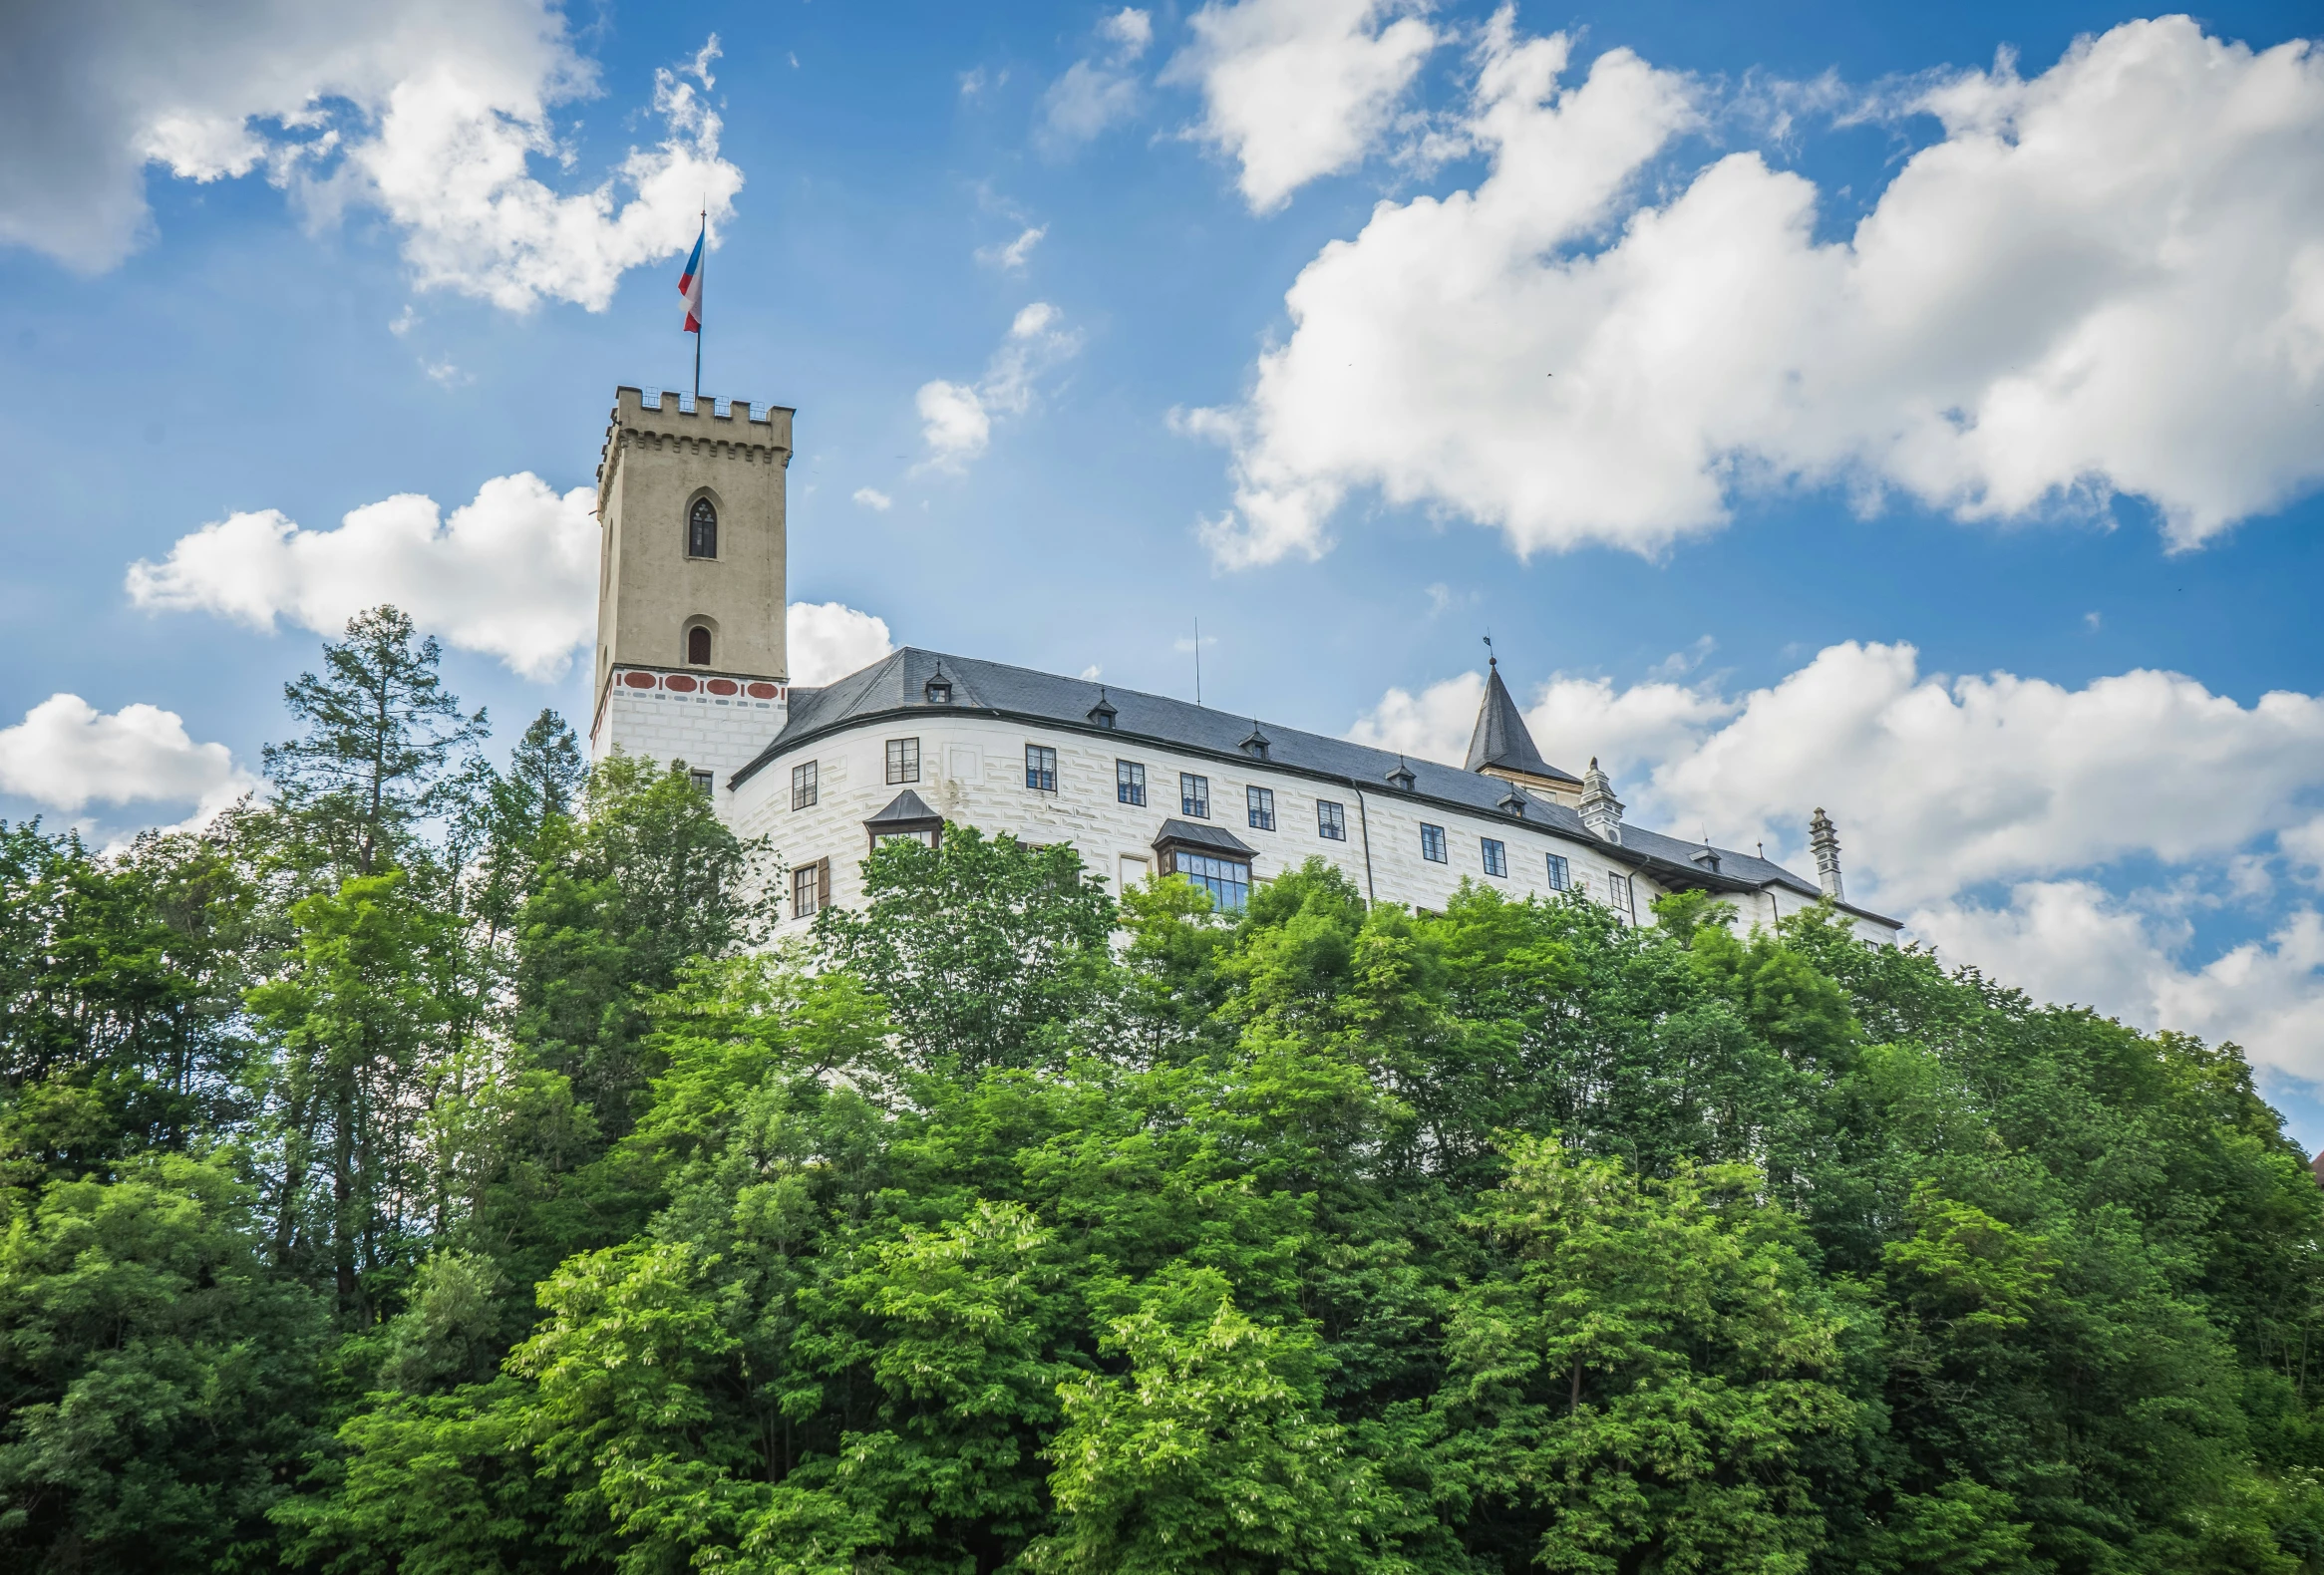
[1483, 631, 1495, 668]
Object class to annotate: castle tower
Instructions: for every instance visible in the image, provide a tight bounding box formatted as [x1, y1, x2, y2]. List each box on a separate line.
[589, 387, 795, 799]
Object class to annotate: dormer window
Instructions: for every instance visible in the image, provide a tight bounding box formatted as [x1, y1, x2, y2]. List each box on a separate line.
[1240, 724, 1270, 761]
[1692, 845, 1722, 873]
[1089, 690, 1118, 729]
[925, 669, 953, 704]
[1498, 788, 1528, 816]
[687, 496, 718, 559]
[1386, 759, 1416, 791]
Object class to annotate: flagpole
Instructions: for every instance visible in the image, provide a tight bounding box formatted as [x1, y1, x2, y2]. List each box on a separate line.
[693, 203, 704, 403]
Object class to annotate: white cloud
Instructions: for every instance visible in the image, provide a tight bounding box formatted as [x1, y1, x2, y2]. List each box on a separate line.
[0, 695, 254, 824]
[852, 487, 894, 511]
[914, 303, 1084, 472]
[1040, 9, 1154, 149]
[0, 0, 741, 312]
[977, 224, 1049, 271]
[128, 472, 598, 681]
[1190, 15, 2324, 567]
[1351, 639, 2324, 1075]
[787, 602, 893, 688]
[1912, 883, 2324, 1081]
[1166, 0, 1438, 213]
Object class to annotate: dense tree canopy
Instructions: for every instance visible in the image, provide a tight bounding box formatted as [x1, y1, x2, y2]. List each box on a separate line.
[5, 604, 2324, 1574]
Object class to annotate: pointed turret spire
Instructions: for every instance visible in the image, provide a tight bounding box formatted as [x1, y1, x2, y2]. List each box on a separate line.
[1465, 656, 1564, 782]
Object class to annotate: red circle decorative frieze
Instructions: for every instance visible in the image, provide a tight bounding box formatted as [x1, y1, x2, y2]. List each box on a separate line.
[746, 682, 779, 699]
[707, 679, 738, 696]
[665, 675, 698, 693]
[622, 671, 655, 688]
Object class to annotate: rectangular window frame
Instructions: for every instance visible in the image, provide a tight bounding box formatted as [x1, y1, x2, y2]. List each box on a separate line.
[1607, 873, 1635, 925]
[1025, 743, 1058, 793]
[1482, 837, 1507, 878]
[1246, 785, 1275, 831]
[885, 737, 920, 786]
[791, 760, 819, 811]
[792, 858, 829, 920]
[688, 769, 714, 797]
[1316, 798, 1346, 841]
[1180, 772, 1210, 818]
[1161, 846, 1251, 914]
[1420, 822, 1448, 863]
[1117, 759, 1148, 806]
[1545, 852, 1571, 891]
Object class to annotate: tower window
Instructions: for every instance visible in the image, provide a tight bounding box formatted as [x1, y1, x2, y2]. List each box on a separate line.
[1316, 799, 1346, 841]
[1420, 823, 1447, 863]
[1246, 786, 1274, 831]
[688, 496, 718, 558]
[688, 625, 712, 665]
[886, 738, 920, 785]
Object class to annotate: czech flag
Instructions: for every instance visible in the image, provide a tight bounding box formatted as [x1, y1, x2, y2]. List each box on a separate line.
[678, 220, 705, 333]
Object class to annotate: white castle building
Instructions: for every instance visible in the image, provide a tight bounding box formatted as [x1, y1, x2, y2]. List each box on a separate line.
[586, 385, 1899, 939]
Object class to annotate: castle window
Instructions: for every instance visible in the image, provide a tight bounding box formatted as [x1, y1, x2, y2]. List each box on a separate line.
[1246, 786, 1275, 831]
[886, 738, 920, 785]
[1420, 823, 1447, 863]
[792, 761, 819, 810]
[1316, 799, 1346, 841]
[1607, 873, 1635, 925]
[1545, 852, 1570, 891]
[1482, 837, 1507, 878]
[689, 769, 714, 797]
[688, 625, 712, 665]
[1025, 744, 1058, 792]
[1117, 760, 1147, 806]
[1180, 773, 1209, 818]
[688, 496, 718, 558]
[792, 859, 830, 920]
[925, 670, 953, 704]
[1162, 848, 1250, 914]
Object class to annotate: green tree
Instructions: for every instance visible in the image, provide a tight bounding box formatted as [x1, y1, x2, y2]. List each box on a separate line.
[248, 870, 455, 1312]
[262, 606, 487, 878]
[1037, 1268, 1396, 1575]
[1441, 1137, 1859, 1575]
[815, 825, 1115, 1075]
[0, 1156, 326, 1574]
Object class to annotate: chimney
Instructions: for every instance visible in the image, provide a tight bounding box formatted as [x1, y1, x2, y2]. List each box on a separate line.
[1578, 758, 1623, 843]
[1809, 807, 1843, 901]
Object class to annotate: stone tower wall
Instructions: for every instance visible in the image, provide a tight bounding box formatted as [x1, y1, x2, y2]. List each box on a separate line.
[592, 387, 794, 722]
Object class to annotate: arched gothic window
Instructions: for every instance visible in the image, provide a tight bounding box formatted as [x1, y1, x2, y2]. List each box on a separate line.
[687, 497, 718, 558]
[688, 626, 713, 666]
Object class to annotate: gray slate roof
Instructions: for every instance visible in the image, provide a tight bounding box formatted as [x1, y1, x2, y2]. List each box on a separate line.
[1466, 660, 1579, 785]
[737, 647, 1883, 917]
[1154, 817, 1257, 857]
[866, 788, 941, 827]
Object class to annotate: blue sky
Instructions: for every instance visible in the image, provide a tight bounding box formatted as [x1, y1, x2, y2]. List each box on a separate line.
[4, 2, 2322, 1135]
